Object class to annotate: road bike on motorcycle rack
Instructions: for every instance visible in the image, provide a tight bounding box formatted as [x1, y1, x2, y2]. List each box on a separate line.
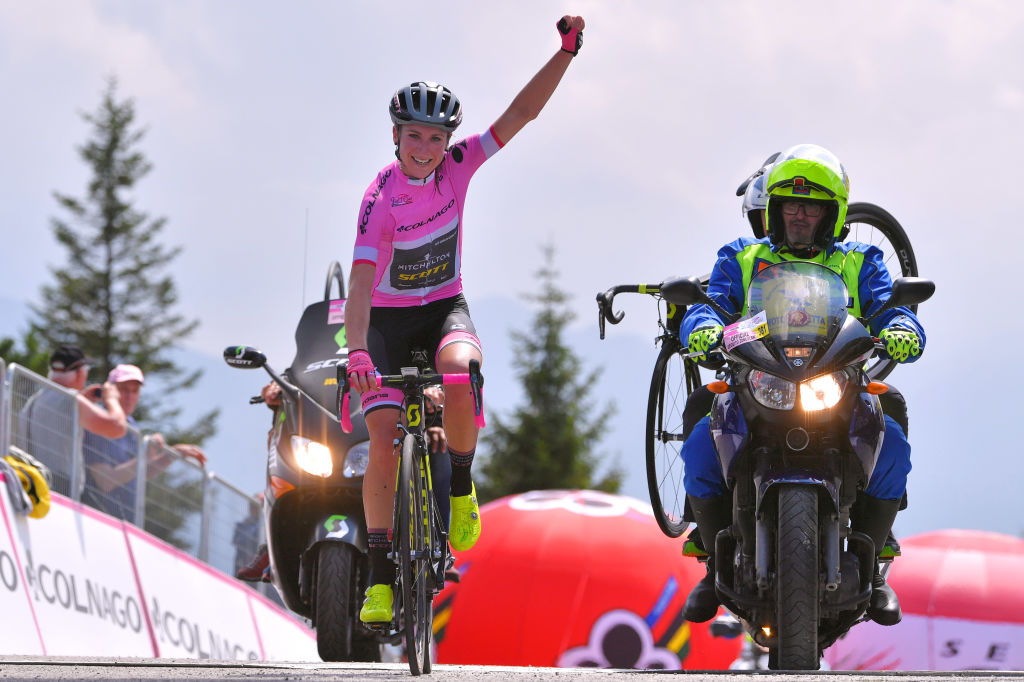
[596, 204, 932, 670]
[336, 358, 485, 676]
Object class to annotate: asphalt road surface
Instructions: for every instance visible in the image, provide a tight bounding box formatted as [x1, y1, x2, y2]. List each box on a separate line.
[1, 659, 1024, 682]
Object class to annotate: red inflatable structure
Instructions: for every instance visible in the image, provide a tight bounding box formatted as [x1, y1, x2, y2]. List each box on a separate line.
[432, 490, 741, 670]
[825, 529, 1024, 670]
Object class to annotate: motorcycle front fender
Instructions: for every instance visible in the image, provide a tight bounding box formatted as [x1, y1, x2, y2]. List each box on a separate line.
[297, 513, 367, 606]
[756, 475, 839, 516]
[308, 512, 367, 553]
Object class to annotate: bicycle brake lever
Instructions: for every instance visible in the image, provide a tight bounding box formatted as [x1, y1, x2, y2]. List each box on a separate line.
[337, 363, 353, 433]
[468, 359, 486, 428]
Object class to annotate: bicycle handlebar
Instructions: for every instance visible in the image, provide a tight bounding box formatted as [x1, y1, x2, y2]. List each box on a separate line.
[595, 284, 663, 340]
[336, 359, 485, 434]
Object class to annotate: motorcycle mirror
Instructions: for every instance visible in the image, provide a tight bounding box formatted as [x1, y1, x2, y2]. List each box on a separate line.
[863, 277, 935, 326]
[659, 276, 706, 306]
[890, 277, 935, 307]
[223, 345, 267, 369]
[660, 276, 740, 324]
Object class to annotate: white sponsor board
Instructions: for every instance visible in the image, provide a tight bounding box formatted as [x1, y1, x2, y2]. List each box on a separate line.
[4, 490, 152, 656]
[0, 485, 46, 655]
[125, 525, 266, 660]
[248, 592, 320, 661]
[0, 473, 316, 660]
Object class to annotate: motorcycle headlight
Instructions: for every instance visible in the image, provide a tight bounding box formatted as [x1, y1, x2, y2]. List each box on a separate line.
[343, 440, 370, 478]
[799, 372, 849, 411]
[748, 370, 796, 410]
[290, 435, 333, 477]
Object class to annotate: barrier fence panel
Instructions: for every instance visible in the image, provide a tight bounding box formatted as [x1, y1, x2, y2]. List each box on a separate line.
[8, 365, 82, 498]
[204, 474, 263, 578]
[143, 440, 206, 557]
[0, 358, 7, 463]
[78, 419, 147, 523]
[0, 362, 286, 610]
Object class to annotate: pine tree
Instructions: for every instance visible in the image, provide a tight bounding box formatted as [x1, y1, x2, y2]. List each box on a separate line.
[30, 78, 216, 443]
[476, 245, 622, 501]
[0, 331, 50, 376]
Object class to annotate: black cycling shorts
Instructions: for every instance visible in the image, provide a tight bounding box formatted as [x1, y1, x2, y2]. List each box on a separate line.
[361, 294, 481, 413]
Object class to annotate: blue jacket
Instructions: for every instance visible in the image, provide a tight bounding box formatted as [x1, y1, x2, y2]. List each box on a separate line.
[680, 237, 926, 360]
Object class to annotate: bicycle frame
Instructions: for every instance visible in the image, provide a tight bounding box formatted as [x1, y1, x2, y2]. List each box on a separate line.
[336, 360, 484, 675]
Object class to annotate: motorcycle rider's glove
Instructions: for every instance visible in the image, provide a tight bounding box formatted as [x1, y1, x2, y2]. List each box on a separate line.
[557, 16, 584, 55]
[687, 324, 723, 361]
[878, 325, 921, 363]
[346, 349, 379, 391]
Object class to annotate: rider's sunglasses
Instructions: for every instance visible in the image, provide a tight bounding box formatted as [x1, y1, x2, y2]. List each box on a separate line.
[780, 200, 826, 218]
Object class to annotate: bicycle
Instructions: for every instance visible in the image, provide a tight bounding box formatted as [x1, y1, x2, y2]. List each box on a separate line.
[337, 359, 484, 676]
[596, 202, 918, 538]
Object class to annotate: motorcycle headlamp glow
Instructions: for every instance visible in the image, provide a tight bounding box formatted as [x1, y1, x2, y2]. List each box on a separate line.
[343, 440, 370, 478]
[290, 435, 333, 477]
[748, 370, 797, 410]
[799, 372, 848, 411]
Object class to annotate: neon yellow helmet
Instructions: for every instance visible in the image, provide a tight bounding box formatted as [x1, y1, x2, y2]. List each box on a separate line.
[765, 144, 850, 253]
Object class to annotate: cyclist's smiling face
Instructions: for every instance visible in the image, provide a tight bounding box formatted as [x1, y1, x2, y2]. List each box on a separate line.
[781, 199, 826, 250]
[394, 124, 449, 180]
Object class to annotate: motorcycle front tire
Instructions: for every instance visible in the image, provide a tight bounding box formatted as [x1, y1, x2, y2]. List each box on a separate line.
[315, 542, 358, 662]
[774, 486, 820, 670]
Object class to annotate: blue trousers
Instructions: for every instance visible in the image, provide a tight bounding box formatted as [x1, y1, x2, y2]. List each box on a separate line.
[682, 414, 911, 501]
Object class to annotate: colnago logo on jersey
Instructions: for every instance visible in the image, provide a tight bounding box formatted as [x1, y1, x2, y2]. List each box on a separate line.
[396, 199, 455, 233]
[390, 227, 458, 290]
[359, 170, 392, 235]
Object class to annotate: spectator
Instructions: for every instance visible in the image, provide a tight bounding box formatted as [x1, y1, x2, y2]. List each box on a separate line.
[82, 364, 207, 520]
[17, 344, 127, 496]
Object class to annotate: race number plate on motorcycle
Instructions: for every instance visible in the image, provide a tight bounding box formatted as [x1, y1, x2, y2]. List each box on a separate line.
[724, 310, 769, 351]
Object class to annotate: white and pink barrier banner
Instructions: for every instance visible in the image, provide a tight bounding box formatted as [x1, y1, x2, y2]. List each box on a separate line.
[0, 474, 317, 660]
[826, 529, 1024, 670]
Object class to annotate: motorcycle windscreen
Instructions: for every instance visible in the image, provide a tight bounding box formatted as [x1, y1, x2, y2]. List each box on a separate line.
[288, 298, 349, 412]
[744, 261, 849, 349]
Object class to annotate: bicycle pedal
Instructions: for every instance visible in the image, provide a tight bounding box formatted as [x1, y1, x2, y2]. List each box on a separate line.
[361, 621, 390, 633]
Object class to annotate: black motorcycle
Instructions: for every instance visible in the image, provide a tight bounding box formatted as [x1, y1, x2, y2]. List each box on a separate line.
[224, 261, 379, 662]
[661, 261, 933, 670]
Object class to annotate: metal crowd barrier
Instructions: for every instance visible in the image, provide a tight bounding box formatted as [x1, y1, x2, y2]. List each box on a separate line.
[0, 357, 7, 465]
[1, 363, 271, 600]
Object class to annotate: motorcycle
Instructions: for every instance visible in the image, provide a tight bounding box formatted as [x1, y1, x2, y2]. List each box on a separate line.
[223, 261, 380, 662]
[661, 261, 933, 670]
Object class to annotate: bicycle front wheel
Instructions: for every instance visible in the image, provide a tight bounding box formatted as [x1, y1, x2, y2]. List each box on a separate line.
[645, 341, 700, 538]
[397, 435, 433, 676]
[843, 202, 919, 381]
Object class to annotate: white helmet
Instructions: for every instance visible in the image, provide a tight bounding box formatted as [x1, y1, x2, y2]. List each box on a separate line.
[736, 152, 780, 238]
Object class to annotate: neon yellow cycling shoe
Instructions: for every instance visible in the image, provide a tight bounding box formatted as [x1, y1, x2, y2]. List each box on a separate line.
[450, 483, 482, 551]
[359, 583, 393, 624]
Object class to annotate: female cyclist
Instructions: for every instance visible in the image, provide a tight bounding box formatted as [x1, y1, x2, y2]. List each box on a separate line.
[345, 15, 586, 624]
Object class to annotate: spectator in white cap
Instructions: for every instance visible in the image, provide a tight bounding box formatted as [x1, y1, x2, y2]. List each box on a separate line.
[81, 364, 207, 520]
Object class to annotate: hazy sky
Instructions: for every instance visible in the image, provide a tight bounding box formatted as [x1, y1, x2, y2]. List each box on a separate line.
[1, 1, 1022, 538]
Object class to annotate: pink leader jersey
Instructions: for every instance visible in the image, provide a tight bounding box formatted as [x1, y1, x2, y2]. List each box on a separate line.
[352, 129, 502, 307]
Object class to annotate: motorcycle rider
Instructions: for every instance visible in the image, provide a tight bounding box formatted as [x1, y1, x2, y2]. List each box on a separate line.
[678, 144, 925, 627]
[344, 16, 586, 625]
